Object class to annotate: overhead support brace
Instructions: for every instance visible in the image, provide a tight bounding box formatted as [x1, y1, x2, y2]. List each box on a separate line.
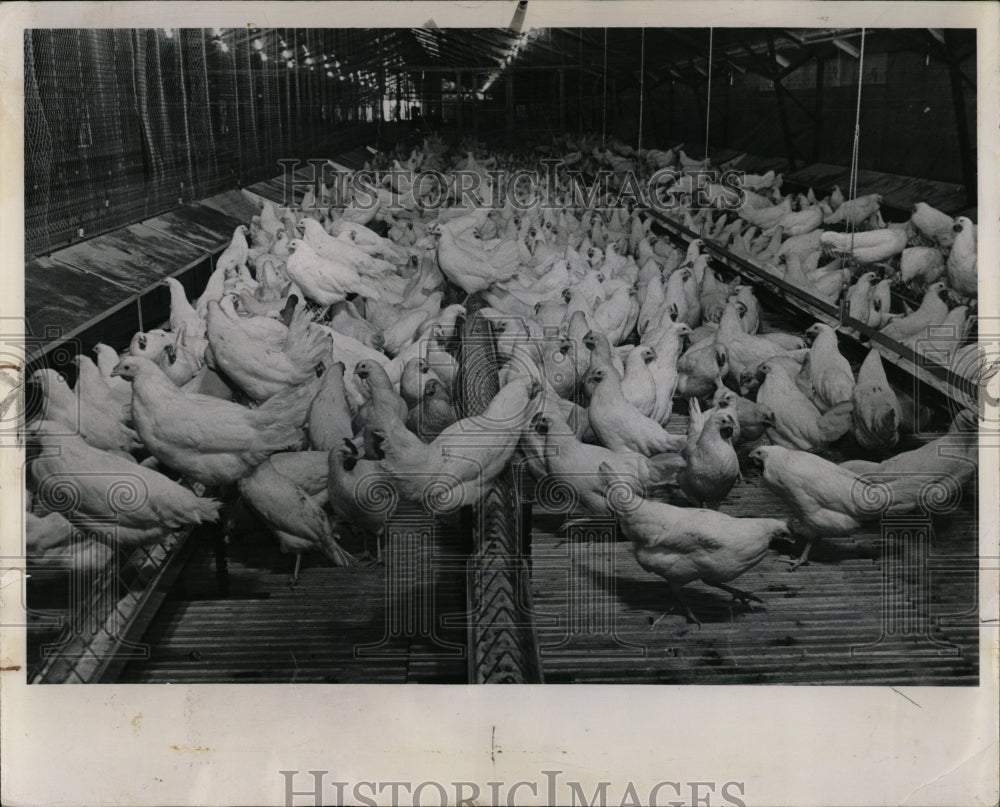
[767, 33, 798, 172]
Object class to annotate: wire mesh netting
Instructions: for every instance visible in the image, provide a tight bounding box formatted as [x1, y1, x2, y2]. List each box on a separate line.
[24, 28, 380, 258]
[27, 518, 194, 684]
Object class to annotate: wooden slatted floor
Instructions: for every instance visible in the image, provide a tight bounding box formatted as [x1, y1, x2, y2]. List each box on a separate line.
[118, 512, 469, 684]
[708, 152, 971, 219]
[527, 412, 979, 685]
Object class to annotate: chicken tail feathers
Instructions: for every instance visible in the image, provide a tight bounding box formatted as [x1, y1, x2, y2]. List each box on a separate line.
[645, 452, 686, 486]
[258, 375, 323, 428]
[322, 529, 356, 567]
[190, 496, 224, 524]
[817, 401, 853, 443]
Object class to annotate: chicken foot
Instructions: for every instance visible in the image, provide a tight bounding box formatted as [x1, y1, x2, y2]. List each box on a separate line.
[777, 537, 813, 571]
[705, 580, 763, 609]
[649, 583, 702, 629]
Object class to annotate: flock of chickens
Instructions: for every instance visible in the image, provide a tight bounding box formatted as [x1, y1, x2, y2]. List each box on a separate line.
[25, 132, 980, 626]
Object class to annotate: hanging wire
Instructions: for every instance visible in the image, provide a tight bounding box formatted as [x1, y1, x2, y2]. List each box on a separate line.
[847, 28, 867, 257]
[704, 28, 714, 163]
[601, 28, 608, 147]
[637, 28, 645, 157]
[578, 27, 583, 138]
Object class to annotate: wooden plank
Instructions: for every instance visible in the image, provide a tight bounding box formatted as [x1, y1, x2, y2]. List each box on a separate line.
[51, 238, 161, 295]
[528, 472, 978, 685]
[24, 257, 131, 347]
[84, 224, 209, 298]
[117, 524, 470, 684]
[244, 180, 292, 205]
[783, 163, 969, 218]
[785, 161, 850, 190]
[198, 189, 261, 222]
[141, 207, 234, 252]
[732, 153, 788, 174]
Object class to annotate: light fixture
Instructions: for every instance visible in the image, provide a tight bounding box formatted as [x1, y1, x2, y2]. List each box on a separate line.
[926, 28, 946, 45]
[287, 60, 295, 69]
[162, 28, 174, 39]
[219, 41, 229, 53]
[260, 52, 268, 62]
[210, 28, 223, 37]
[281, 48, 293, 60]
[832, 38, 860, 58]
[252, 38, 263, 51]
[775, 53, 790, 69]
[327, 70, 335, 78]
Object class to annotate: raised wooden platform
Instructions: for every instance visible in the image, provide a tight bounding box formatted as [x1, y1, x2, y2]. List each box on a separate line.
[708, 150, 971, 220]
[118, 513, 469, 684]
[25, 159, 348, 365]
[527, 411, 978, 685]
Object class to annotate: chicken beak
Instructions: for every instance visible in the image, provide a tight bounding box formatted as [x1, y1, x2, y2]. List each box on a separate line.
[110, 362, 124, 377]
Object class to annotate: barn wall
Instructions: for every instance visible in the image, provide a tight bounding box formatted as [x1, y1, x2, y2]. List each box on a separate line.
[24, 28, 376, 259]
[610, 46, 976, 185]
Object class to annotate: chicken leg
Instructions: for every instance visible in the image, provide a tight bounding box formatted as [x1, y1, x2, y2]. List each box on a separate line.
[289, 554, 303, 587]
[705, 580, 763, 609]
[649, 582, 702, 629]
[777, 538, 813, 571]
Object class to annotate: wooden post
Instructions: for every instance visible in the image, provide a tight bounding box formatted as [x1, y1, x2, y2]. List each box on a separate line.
[722, 66, 730, 146]
[668, 78, 675, 141]
[944, 31, 977, 206]
[767, 34, 797, 172]
[558, 68, 566, 132]
[812, 56, 824, 163]
[506, 73, 514, 141]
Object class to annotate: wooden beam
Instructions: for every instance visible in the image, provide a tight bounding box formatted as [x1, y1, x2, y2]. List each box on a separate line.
[944, 30, 977, 207]
[767, 33, 798, 172]
[777, 46, 816, 81]
[812, 56, 824, 163]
